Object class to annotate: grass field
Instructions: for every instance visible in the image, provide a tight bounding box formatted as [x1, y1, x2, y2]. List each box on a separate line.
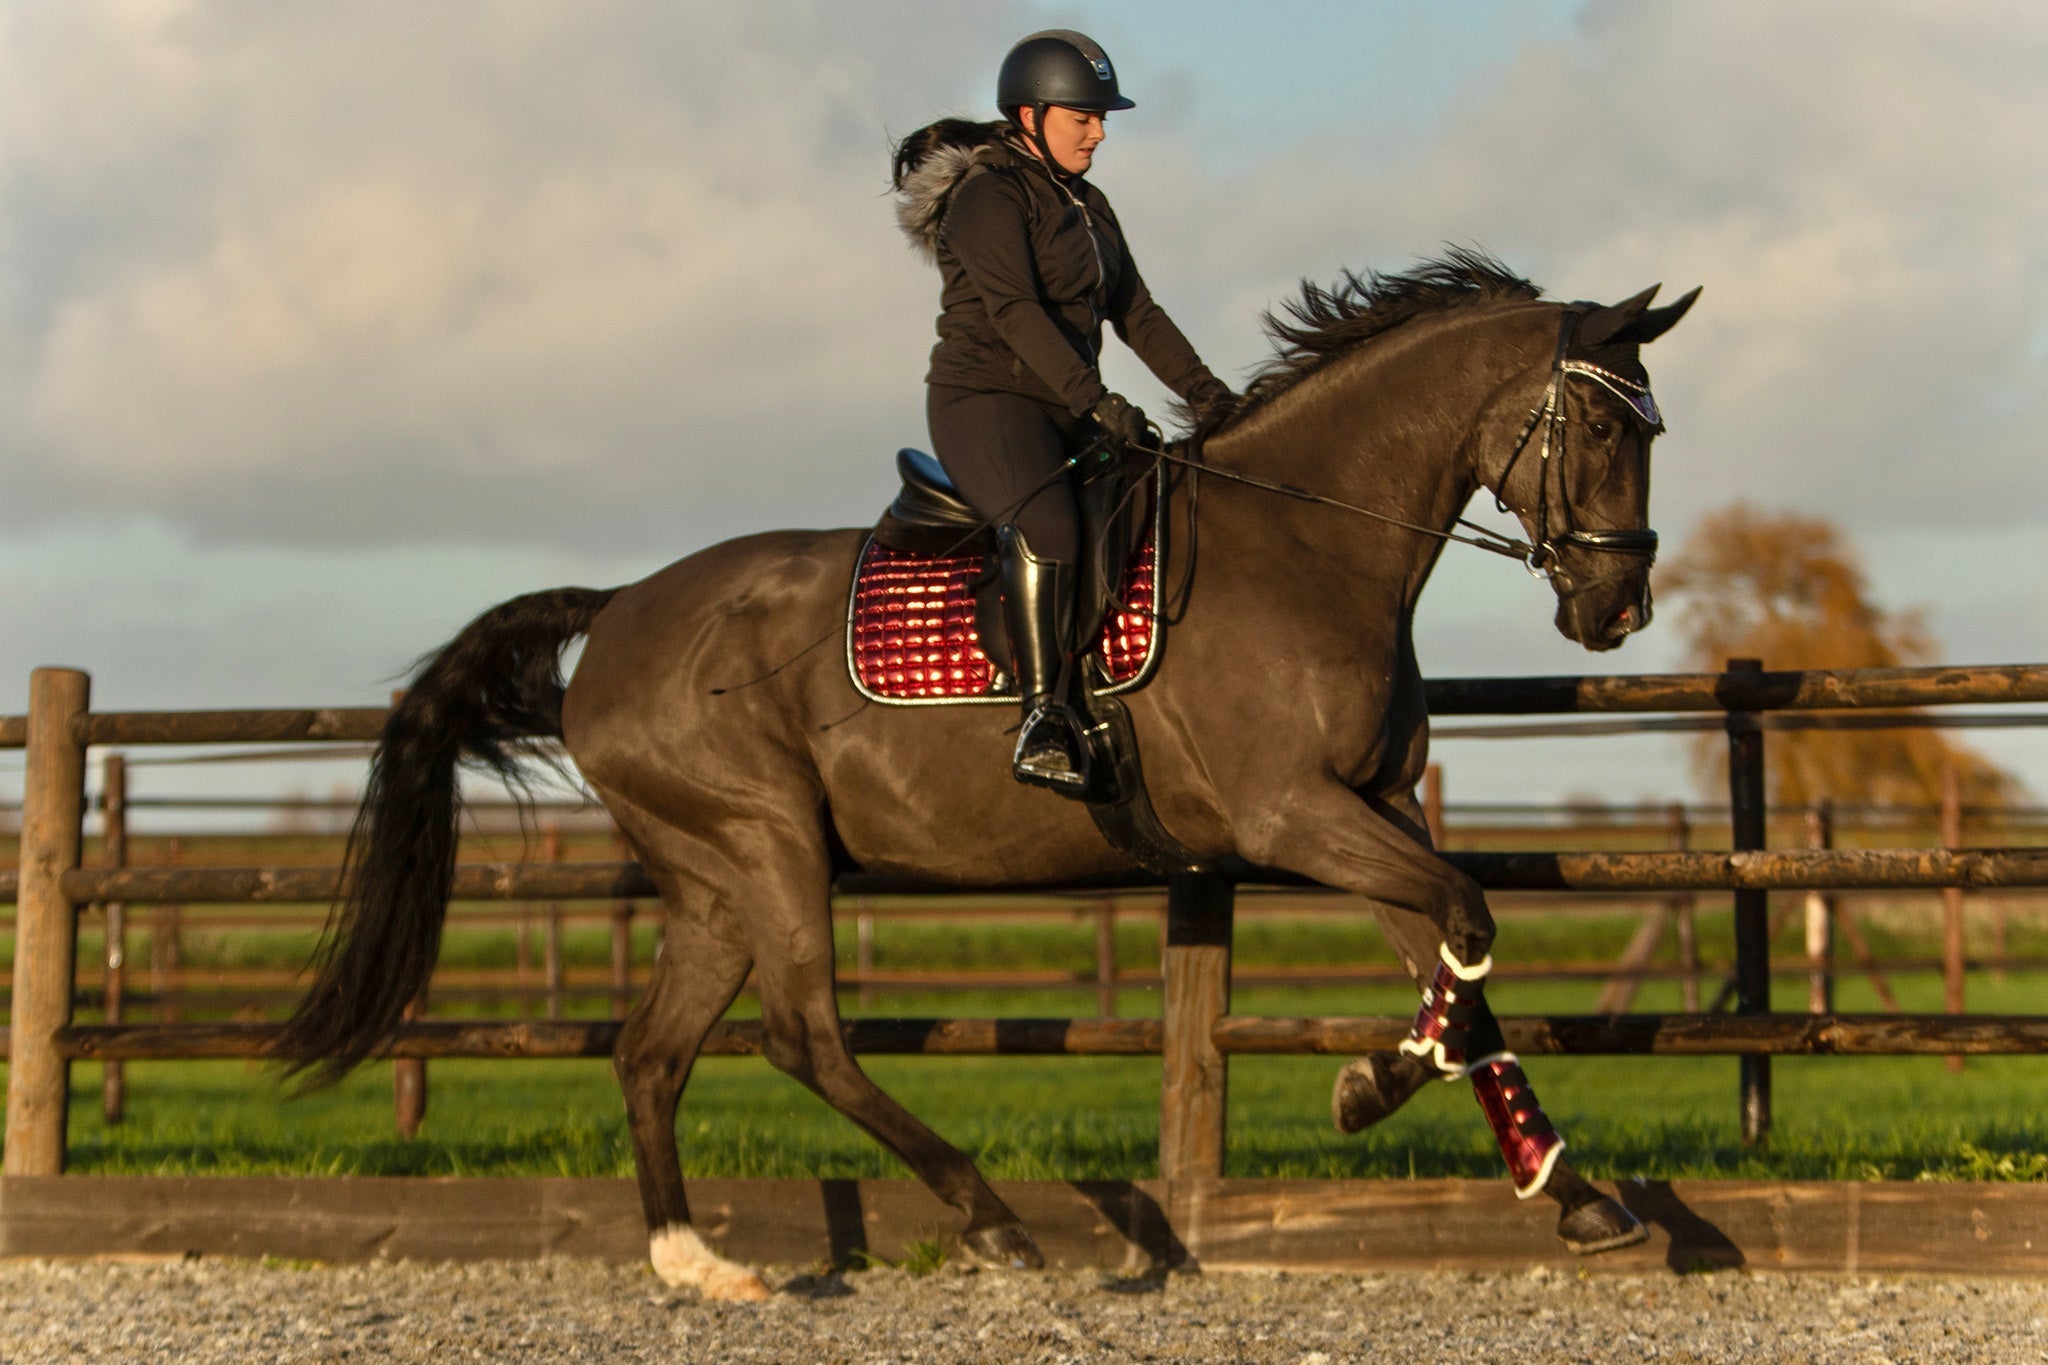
[12, 968, 2045, 1186]
[4, 823, 2044, 1185]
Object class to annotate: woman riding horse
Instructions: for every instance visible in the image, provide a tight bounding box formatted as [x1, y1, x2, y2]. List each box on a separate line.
[893, 30, 1234, 793]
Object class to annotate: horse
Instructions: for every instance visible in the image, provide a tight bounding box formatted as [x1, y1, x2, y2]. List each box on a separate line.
[278, 251, 1697, 1300]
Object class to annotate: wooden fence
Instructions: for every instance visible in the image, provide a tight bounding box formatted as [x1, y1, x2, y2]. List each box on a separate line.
[6, 659, 2048, 1183]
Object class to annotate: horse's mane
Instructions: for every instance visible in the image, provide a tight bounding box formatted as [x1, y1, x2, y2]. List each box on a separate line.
[1199, 248, 1541, 436]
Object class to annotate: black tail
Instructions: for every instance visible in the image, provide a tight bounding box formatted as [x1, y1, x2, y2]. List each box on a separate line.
[276, 586, 616, 1086]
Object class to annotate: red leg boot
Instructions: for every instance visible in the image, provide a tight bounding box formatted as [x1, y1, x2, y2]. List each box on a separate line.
[1396, 944, 1493, 1077]
[1470, 1052, 1566, 1199]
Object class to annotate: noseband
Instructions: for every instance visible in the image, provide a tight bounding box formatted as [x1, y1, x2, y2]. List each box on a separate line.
[1494, 310, 1663, 582]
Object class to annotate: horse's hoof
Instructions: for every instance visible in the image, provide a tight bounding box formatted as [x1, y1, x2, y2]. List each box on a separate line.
[1331, 1051, 1433, 1134]
[960, 1221, 1045, 1270]
[649, 1224, 774, 1302]
[1557, 1195, 1650, 1256]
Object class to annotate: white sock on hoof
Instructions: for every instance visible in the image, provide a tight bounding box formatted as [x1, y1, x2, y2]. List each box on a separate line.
[649, 1224, 772, 1302]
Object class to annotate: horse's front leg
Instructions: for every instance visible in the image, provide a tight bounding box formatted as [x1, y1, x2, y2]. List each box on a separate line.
[1246, 781, 1647, 1254]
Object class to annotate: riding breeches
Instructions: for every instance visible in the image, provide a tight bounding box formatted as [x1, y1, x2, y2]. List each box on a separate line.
[926, 384, 1085, 563]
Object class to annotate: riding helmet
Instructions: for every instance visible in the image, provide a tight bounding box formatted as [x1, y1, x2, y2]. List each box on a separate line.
[996, 30, 1136, 113]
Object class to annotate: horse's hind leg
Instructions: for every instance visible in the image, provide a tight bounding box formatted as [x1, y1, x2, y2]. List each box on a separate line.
[614, 911, 771, 1299]
[604, 804, 770, 1300]
[739, 831, 1044, 1269]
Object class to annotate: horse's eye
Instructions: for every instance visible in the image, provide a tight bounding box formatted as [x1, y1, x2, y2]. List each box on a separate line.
[1589, 421, 1614, 442]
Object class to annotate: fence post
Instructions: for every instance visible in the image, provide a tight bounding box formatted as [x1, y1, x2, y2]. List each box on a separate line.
[1421, 763, 1445, 847]
[1941, 762, 1965, 1073]
[610, 898, 633, 1022]
[5, 667, 91, 1176]
[393, 994, 427, 1139]
[1725, 657, 1771, 1147]
[1160, 872, 1233, 1182]
[1095, 898, 1118, 1019]
[855, 897, 875, 1011]
[1804, 800, 1835, 1014]
[153, 837, 184, 1023]
[1669, 803, 1700, 1012]
[543, 821, 564, 1019]
[516, 888, 535, 1019]
[101, 752, 129, 1125]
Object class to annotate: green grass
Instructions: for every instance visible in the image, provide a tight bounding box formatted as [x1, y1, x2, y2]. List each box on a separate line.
[10, 969, 2042, 1185]
[8, 891, 2045, 1183]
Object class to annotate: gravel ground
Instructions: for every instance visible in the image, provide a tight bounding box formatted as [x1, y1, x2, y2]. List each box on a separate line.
[2, 1257, 2045, 1363]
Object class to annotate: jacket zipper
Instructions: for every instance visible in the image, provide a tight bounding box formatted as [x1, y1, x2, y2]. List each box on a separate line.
[1040, 163, 1108, 345]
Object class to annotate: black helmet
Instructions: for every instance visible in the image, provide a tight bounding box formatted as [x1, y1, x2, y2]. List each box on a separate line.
[996, 30, 1135, 114]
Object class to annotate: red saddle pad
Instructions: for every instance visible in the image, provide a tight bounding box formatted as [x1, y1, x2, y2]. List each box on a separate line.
[849, 539, 1157, 702]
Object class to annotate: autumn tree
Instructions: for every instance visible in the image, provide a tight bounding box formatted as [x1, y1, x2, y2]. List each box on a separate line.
[1654, 502, 2018, 808]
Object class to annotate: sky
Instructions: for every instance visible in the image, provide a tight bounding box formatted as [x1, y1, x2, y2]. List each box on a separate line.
[2, 0, 2045, 821]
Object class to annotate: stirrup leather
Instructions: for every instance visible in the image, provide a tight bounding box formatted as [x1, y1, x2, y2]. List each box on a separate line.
[1397, 944, 1494, 1077]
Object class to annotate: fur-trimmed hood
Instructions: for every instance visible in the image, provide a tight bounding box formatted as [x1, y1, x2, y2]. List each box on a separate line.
[895, 134, 1026, 264]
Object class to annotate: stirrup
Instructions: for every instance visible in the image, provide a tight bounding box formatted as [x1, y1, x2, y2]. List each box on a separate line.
[1012, 701, 1092, 793]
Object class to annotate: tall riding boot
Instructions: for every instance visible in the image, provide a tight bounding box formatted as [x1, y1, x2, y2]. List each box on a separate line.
[998, 525, 1091, 794]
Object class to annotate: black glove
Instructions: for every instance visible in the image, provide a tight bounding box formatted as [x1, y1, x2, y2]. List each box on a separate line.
[1090, 392, 1152, 450]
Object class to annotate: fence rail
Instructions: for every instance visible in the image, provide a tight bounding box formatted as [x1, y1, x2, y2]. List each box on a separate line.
[24, 1010, 2048, 1064]
[10, 845, 2045, 909]
[7, 659, 2048, 1183]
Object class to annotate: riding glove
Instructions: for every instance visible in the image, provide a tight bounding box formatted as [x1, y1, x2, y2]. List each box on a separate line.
[1091, 392, 1152, 450]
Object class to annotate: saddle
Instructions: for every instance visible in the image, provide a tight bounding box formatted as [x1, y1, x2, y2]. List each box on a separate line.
[848, 449, 1160, 704]
[845, 448, 1209, 875]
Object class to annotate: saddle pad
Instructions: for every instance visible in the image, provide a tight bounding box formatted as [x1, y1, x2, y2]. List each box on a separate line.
[848, 539, 1157, 704]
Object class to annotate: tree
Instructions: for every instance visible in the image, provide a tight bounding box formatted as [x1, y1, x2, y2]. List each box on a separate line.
[1655, 502, 2018, 808]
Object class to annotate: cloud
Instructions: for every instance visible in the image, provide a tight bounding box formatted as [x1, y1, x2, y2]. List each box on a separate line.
[1117, 0, 2048, 536]
[1, 2, 1029, 548]
[2, 0, 2044, 563]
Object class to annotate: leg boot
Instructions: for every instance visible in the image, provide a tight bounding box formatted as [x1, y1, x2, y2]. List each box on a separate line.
[1339, 945, 1497, 1132]
[998, 525, 1091, 795]
[1468, 1053, 1566, 1198]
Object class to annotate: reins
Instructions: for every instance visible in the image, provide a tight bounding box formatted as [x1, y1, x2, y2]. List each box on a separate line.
[1134, 307, 1663, 586]
[1140, 442, 1540, 567]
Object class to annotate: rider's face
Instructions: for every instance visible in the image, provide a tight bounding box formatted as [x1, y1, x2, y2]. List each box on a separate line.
[1023, 105, 1106, 175]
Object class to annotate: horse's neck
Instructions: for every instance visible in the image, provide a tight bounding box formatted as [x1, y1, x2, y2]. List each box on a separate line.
[1200, 308, 1541, 608]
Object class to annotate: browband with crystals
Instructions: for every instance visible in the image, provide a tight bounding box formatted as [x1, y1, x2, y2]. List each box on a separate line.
[1562, 359, 1663, 431]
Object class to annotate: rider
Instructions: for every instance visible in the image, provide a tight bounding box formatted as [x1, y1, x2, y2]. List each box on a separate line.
[893, 30, 1234, 793]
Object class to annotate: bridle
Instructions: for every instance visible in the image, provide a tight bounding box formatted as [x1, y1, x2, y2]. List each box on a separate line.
[1141, 304, 1665, 585]
[1493, 308, 1663, 584]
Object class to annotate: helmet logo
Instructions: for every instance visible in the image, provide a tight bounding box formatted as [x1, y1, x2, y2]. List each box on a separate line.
[1092, 57, 1112, 81]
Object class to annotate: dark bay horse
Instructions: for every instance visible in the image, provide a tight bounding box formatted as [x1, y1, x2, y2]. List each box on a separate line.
[280, 253, 1696, 1299]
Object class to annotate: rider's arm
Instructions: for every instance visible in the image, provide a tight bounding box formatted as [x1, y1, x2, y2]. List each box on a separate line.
[1098, 202, 1225, 404]
[1108, 257, 1224, 402]
[942, 173, 1109, 417]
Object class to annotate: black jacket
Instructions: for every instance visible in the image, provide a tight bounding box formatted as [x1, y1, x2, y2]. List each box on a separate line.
[899, 135, 1219, 417]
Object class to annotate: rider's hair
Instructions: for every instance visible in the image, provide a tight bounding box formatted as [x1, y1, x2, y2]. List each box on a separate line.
[891, 118, 1009, 191]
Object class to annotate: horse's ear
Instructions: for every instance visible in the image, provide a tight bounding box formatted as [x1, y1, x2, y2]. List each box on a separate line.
[1576, 285, 1661, 348]
[1619, 286, 1701, 345]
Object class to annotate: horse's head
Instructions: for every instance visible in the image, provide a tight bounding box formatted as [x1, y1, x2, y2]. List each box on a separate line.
[1478, 285, 1699, 652]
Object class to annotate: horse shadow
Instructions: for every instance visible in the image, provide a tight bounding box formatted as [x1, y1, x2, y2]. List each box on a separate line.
[1616, 1178, 1745, 1272]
